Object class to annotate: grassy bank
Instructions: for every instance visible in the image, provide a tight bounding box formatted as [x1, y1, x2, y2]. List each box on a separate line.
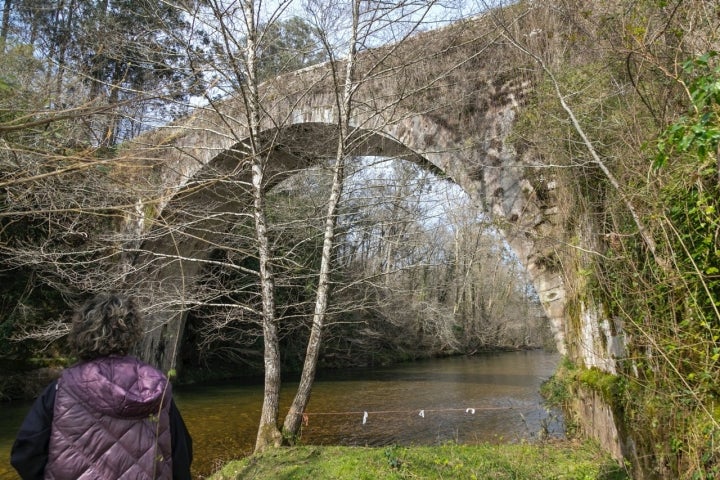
[209, 441, 629, 480]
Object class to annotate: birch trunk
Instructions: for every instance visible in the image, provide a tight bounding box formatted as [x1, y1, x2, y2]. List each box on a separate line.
[236, 0, 283, 453]
[281, 0, 360, 441]
[0, 0, 11, 52]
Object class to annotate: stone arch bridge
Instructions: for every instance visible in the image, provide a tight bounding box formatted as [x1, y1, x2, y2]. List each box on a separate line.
[124, 13, 582, 379]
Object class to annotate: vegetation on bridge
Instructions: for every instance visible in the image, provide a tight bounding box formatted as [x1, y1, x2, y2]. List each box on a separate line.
[509, 1, 720, 478]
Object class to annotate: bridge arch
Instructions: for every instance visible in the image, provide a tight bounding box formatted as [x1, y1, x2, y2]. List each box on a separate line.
[123, 14, 568, 373]
[131, 108, 565, 373]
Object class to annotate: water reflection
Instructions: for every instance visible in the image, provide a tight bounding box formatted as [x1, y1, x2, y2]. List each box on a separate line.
[176, 350, 563, 478]
[0, 350, 563, 479]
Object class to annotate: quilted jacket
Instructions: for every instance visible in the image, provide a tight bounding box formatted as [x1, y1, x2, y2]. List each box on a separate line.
[44, 356, 173, 480]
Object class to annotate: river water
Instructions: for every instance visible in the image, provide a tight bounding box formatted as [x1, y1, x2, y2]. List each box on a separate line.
[0, 350, 563, 479]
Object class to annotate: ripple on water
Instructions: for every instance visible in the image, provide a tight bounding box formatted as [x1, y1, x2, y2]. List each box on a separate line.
[175, 350, 564, 477]
[0, 350, 564, 479]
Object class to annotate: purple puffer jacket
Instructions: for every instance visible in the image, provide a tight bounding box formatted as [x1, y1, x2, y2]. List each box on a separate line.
[44, 356, 173, 480]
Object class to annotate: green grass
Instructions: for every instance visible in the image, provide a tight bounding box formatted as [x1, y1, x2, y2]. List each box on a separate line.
[209, 441, 630, 480]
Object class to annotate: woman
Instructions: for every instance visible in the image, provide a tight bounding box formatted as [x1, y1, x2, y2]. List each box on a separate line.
[11, 293, 193, 480]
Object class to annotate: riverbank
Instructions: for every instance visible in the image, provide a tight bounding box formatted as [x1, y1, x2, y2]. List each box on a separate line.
[209, 441, 629, 480]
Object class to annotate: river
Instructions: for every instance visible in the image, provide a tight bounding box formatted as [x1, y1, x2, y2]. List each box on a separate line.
[0, 349, 563, 479]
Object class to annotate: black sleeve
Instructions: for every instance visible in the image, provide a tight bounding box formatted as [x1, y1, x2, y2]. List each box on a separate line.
[10, 380, 56, 480]
[170, 398, 193, 480]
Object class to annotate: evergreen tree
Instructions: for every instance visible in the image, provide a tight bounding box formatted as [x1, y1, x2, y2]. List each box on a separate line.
[2, 0, 207, 145]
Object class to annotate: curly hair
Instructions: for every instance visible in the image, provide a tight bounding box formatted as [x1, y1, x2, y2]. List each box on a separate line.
[69, 293, 143, 360]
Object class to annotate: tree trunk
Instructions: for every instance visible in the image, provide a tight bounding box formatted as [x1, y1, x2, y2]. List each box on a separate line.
[282, 151, 346, 442]
[281, 0, 359, 442]
[101, 63, 122, 146]
[715, 143, 720, 185]
[253, 152, 283, 451]
[0, 0, 11, 52]
[240, 0, 283, 453]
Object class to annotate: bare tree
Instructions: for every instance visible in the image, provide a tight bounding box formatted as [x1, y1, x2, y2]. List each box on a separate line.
[279, 0, 359, 442]
[194, 0, 291, 452]
[278, 0, 475, 441]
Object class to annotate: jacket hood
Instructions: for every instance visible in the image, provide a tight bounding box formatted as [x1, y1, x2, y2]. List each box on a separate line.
[61, 355, 169, 419]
